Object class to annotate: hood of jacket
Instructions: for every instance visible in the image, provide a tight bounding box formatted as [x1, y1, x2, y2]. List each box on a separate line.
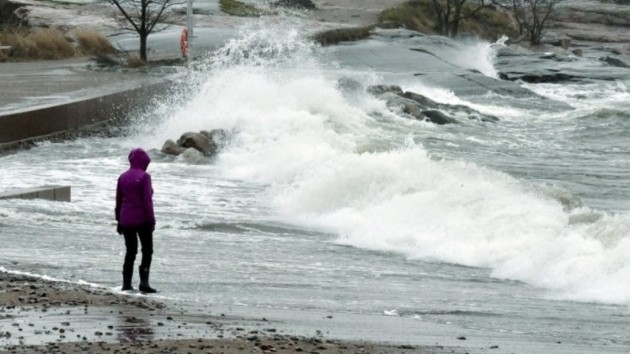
[128, 148, 150, 171]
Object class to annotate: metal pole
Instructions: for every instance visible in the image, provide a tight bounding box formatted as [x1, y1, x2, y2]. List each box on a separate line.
[186, 0, 193, 66]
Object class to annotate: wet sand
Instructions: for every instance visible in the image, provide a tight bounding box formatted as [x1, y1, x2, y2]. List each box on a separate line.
[0, 271, 459, 353]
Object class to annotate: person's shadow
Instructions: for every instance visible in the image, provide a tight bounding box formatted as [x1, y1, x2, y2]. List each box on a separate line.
[117, 315, 154, 343]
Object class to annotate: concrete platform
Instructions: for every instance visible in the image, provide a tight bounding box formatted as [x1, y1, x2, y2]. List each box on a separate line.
[0, 185, 71, 202]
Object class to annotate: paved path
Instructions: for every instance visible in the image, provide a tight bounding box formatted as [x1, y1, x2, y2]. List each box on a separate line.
[0, 58, 167, 114]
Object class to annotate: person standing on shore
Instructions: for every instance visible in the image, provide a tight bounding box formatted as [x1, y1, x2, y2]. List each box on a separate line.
[115, 148, 157, 293]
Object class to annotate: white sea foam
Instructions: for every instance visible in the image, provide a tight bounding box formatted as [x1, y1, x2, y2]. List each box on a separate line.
[525, 81, 630, 112]
[143, 24, 630, 305]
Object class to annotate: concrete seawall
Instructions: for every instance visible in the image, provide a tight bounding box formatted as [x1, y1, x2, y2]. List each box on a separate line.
[0, 79, 175, 149]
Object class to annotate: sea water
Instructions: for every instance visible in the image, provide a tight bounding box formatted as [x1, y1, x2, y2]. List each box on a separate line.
[1, 21, 629, 351]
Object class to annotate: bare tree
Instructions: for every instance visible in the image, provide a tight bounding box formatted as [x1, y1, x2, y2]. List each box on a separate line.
[108, 0, 184, 61]
[495, 0, 560, 45]
[431, 0, 489, 37]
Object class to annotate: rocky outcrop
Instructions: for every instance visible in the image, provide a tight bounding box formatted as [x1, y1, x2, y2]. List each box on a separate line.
[161, 129, 227, 157]
[544, 1, 630, 46]
[367, 85, 499, 125]
[274, 0, 316, 9]
[494, 42, 630, 84]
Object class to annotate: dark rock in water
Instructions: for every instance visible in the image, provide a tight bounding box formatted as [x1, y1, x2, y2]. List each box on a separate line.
[366, 85, 403, 96]
[161, 129, 228, 157]
[600, 55, 630, 68]
[161, 139, 186, 156]
[498, 71, 581, 83]
[421, 110, 459, 125]
[377, 89, 498, 124]
[273, 0, 315, 9]
[402, 91, 440, 108]
[336, 78, 363, 94]
[177, 131, 216, 156]
[404, 91, 499, 123]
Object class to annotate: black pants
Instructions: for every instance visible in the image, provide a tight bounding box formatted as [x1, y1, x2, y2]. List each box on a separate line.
[122, 225, 153, 274]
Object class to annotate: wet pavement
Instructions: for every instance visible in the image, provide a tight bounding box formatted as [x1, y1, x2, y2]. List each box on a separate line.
[0, 58, 171, 114]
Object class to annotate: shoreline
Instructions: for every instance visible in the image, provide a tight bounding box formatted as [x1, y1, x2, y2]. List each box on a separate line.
[0, 270, 460, 353]
[3, 269, 626, 354]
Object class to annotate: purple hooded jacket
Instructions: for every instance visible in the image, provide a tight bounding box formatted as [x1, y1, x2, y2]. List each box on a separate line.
[115, 148, 156, 228]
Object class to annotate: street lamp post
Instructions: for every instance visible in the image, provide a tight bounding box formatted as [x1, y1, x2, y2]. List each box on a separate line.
[186, 0, 193, 65]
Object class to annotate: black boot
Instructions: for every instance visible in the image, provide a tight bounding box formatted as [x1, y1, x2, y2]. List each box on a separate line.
[122, 265, 134, 291]
[138, 267, 157, 293]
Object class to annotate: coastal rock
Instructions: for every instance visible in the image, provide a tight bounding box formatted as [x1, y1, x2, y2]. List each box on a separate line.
[498, 71, 580, 84]
[161, 139, 186, 156]
[274, 0, 316, 9]
[180, 147, 206, 164]
[494, 44, 630, 84]
[422, 110, 459, 125]
[336, 77, 363, 95]
[600, 55, 630, 68]
[366, 85, 403, 96]
[176, 131, 217, 156]
[367, 86, 498, 124]
[403, 91, 498, 123]
[162, 129, 227, 158]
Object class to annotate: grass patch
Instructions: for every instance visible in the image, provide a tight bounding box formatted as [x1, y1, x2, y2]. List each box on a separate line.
[0, 28, 74, 60]
[219, 0, 274, 17]
[313, 26, 373, 46]
[74, 28, 119, 56]
[0, 27, 118, 61]
[379, 0, 517, 41]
